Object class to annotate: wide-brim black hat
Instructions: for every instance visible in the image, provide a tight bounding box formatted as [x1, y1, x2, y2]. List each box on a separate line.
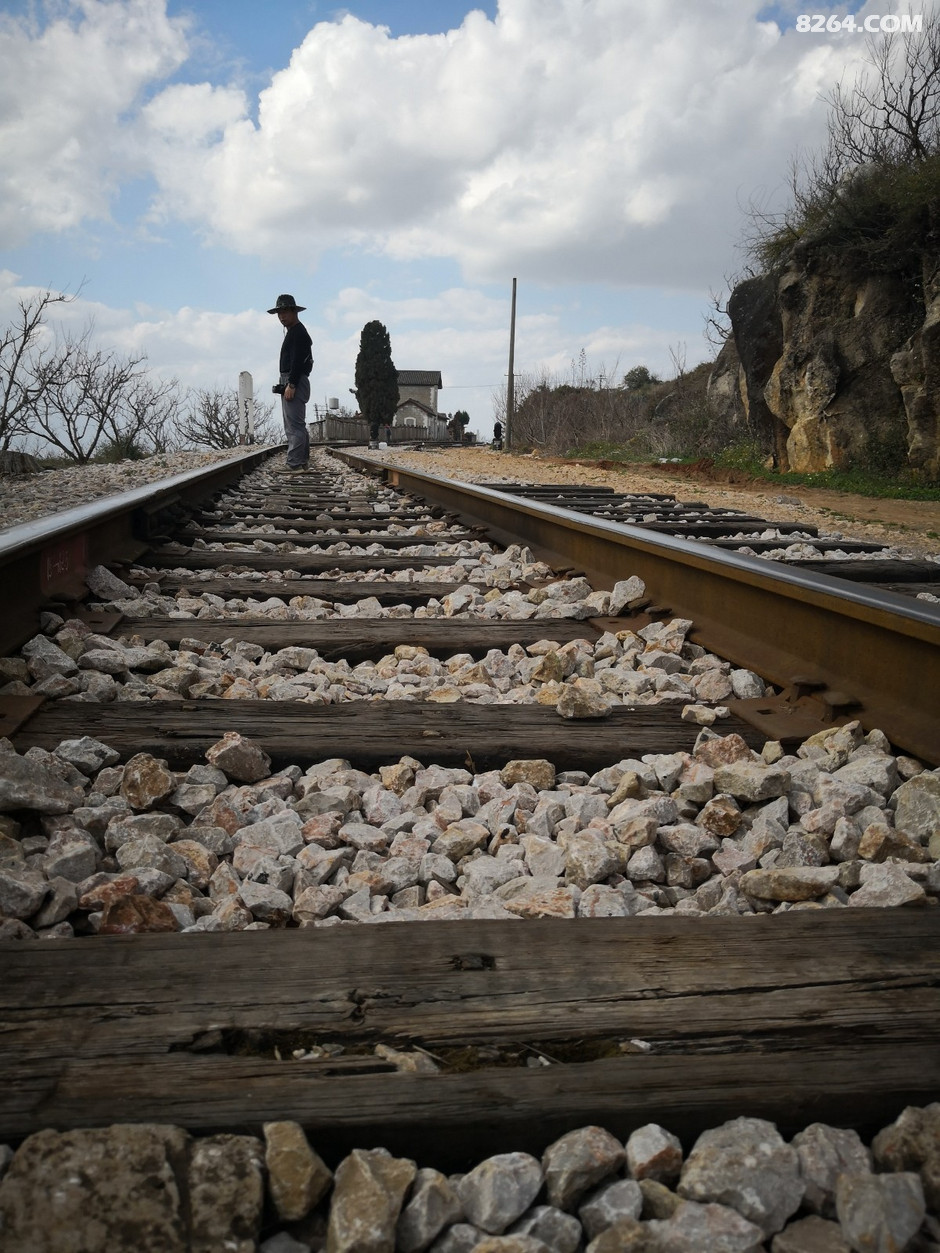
[268, 294, 306, 314]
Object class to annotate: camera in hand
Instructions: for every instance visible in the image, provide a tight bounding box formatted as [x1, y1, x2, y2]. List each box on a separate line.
[272, 383, 286, 395]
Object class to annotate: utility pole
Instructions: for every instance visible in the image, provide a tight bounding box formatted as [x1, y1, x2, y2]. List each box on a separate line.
[505, 277, 516, 450]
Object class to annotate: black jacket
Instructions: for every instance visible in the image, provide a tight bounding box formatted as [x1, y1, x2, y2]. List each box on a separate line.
[279, 322, 313, 385]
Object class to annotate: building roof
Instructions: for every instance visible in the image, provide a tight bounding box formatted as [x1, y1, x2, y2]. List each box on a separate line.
[396, 397, 438, 417]
[397, 370, 442, 387]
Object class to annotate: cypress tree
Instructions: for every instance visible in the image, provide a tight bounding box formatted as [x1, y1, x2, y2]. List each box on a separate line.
[354, 320, 398, 443]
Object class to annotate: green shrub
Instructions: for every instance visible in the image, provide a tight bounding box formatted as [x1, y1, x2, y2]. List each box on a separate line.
[714, 440, 768, 473]
[755, 156, 940, 278]
[94, 434, 148, 463]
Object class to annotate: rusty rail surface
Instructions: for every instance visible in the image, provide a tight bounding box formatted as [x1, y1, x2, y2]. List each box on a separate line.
[0, 445, 277, 658]
[336, 451, 940, 763]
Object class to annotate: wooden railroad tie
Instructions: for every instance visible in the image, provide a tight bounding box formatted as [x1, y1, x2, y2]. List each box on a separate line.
[2, 911, 937, 1166]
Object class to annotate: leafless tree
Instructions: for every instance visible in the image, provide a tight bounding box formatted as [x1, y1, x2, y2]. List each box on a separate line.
[825, 13, 940, 168]
[176, 387, 277, 450]
[703, 285, 733, 352]
[28, 337, 182, 462]
[0, 289, 79, 452]
[121, 374, 183, 457]
[30, 339, 140, 462]
[747, 10, 940, 267]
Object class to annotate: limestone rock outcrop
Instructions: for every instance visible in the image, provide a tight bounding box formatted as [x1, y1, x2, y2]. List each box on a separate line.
[714, 247, 939, 477]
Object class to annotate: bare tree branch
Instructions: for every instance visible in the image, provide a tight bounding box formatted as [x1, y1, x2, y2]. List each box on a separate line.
[0, 289, 80, 452]
[29, 339, 153, 462]
[175, 388, 277, 450]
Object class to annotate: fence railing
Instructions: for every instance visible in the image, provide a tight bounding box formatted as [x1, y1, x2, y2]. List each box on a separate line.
[306, 416, 453, 444]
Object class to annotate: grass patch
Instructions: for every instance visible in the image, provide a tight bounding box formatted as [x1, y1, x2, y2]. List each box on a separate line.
[565, 439, 940, 500]
[714, 454, 940, 500]
[710, 439, 939, 498]
[564, 440, 693, 465]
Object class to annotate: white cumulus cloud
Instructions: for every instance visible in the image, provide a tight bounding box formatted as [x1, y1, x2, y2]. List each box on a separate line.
[0, 0, 880, 288]
[136, 0, 862, 285]
[0, 0, 189, 244]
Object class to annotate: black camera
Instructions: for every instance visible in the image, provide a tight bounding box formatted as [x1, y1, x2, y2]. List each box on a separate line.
[272, 383, 286, 395]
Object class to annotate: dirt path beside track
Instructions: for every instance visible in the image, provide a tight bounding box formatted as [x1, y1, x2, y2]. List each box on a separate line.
[372, 446, 940, 561]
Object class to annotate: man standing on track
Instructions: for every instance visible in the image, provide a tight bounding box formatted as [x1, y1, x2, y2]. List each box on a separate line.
[269, 294, 313, 471]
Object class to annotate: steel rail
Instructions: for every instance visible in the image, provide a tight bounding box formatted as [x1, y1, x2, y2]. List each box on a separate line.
[337, 451, 940, 762]
[0, 446, 277, 656]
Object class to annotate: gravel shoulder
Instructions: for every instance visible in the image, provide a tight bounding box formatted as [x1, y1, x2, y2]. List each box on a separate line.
[0, 449, 251, 534]
[372, 445, 940, 561]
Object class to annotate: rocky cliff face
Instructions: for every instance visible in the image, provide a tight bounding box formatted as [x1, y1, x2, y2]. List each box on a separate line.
[714, 249, 940, 478]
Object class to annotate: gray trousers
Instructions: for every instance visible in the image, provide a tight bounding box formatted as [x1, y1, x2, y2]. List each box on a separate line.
[280, 374, 310, 467]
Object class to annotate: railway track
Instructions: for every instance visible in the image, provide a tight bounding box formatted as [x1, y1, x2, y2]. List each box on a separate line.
[0, 445, 938, 1251]
[486, 480, 940, 601]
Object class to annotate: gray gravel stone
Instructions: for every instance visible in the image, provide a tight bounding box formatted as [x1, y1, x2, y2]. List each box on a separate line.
[53, 737, 121, 774]
[542, 1125, 626, 1210]
[327, 1147, 416, 1253]
[42, 834, 99, 882]
[31, 875, 79, 927]
[848, 863, 926, 908]
[397, 1167, 464, 1253]
[188, 1133, 264, 1253]
[564, 832, 623, 889]
[509, 1204, 582, 1252]
[891, 772, 940, 840]
[792, 1123, 872, 1218]
[712, 762, 790, 803]
[835, 1171, 926, 1253]
[579, 1178, 644, 1238]
[260, 1234, 312, 1253]
[116, 834, 188, 879]
[457, 1152, 544, 1234]
[626, 845, 665, 882]
[78, 647, 131, 675]
[677, 1116, 804, 1237]
[105, 812, 180, 851]
[263, 1120, 332, 1222]
[86, 564, 137, 601]
[0, 1124, 190, 1252]
[206, 731, 272, 783]
[0, 867, 48, 919]
[871, 1103, 940, 1210]
[0, 753, 81, 814]
[770, 1214, 851, 1252]
[233, 810, 304, 857]
[625, 1123, 683, 1183]
[648, 1199, 765, 1251]
[428, 1223, 487, 1252]
[21, 634, 79, 679]
[237, 879, 293, 924]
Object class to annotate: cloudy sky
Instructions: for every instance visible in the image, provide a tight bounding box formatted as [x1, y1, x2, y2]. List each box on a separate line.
[0, 0, 917, 435]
